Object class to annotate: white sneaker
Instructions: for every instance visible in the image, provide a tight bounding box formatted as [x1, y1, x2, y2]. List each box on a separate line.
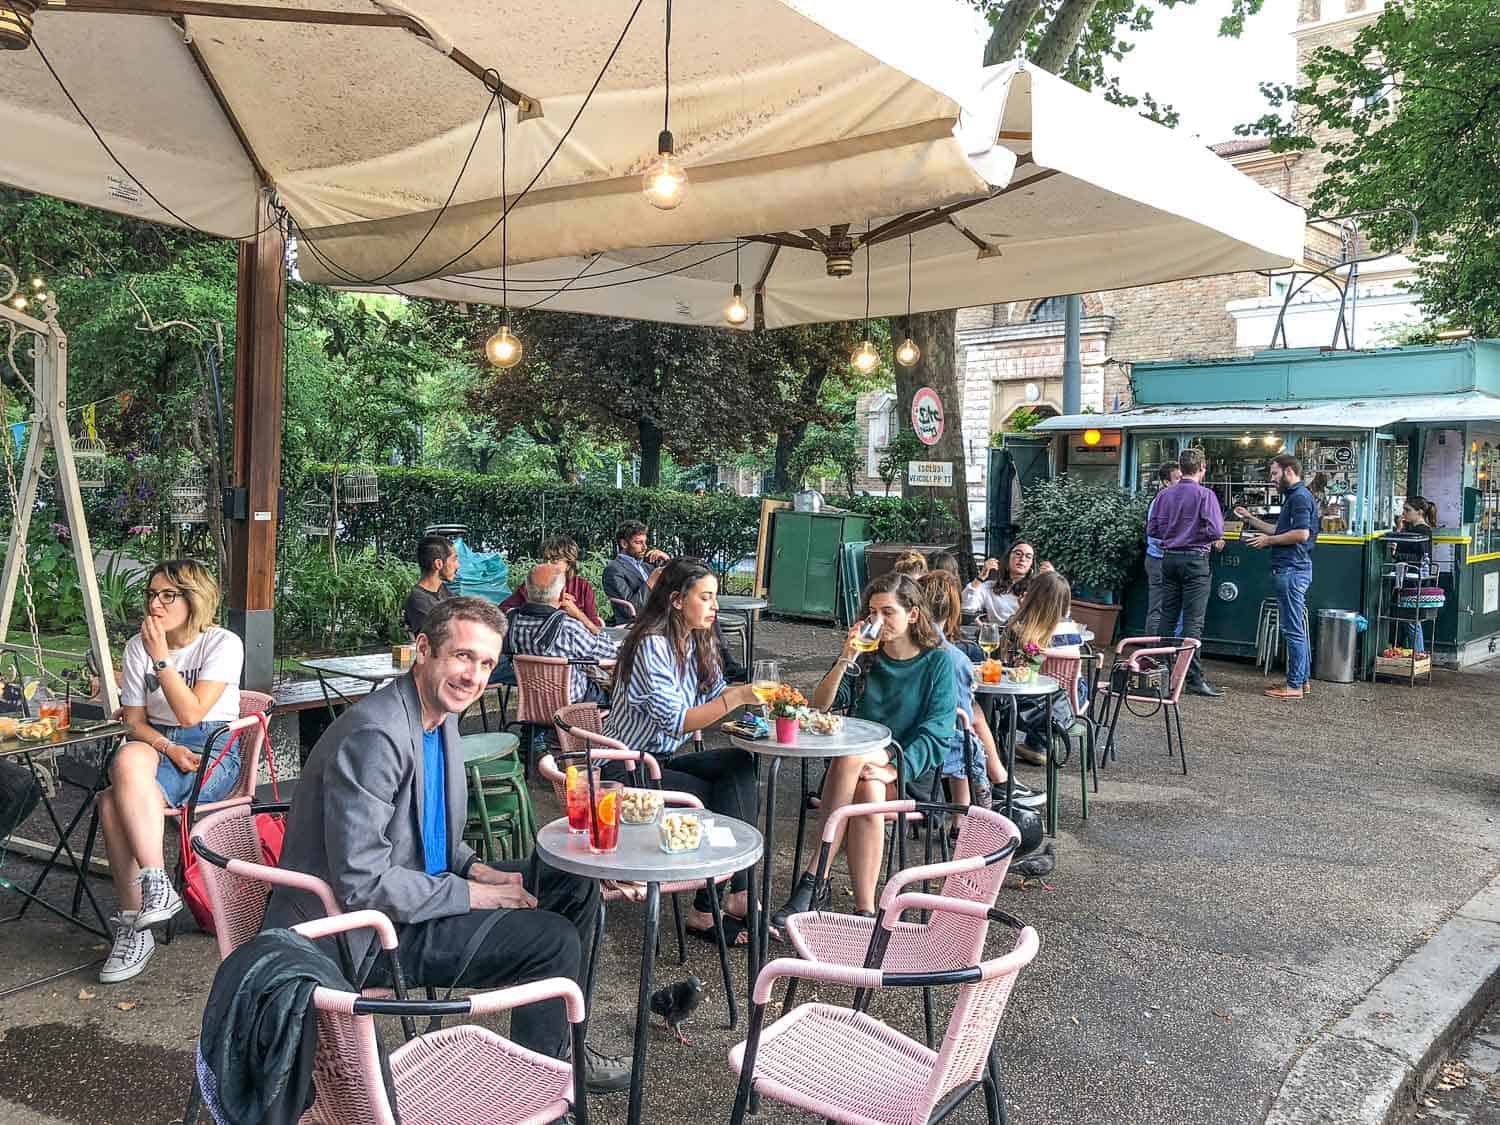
[100, 912, 155, 983]
[134, 868, 183, 931]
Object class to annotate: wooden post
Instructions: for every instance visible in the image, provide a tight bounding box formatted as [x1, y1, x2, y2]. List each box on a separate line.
[227, 193, 285, 691]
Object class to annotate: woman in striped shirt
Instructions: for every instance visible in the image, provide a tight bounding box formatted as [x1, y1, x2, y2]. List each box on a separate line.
[604, 558, 760, 941]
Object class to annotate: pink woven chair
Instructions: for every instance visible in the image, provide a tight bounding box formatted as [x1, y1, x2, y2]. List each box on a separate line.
[543, 715, 741, 1026]
[512, 655, 579, 778]
[729, 908, 1039, 1125]
[281, 910, 590, 1125]
[1095, 636, 1200, 775]
[1038, 650, 1101, 835]
[785, 800, 1020, 1046]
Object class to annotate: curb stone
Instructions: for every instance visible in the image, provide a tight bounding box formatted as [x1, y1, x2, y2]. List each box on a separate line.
[1264, 872, 1500, 1125]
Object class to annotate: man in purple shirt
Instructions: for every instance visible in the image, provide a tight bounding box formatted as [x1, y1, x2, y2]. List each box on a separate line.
[1144, 447, 1226, 697]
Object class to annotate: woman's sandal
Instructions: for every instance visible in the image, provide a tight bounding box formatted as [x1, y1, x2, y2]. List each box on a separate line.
[686, 914, 750, 947]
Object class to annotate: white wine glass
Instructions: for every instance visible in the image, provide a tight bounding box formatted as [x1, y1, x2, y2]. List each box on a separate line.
[751, 660, 781, 715]
[977, 620, 1002, 661]
[845, 616, 883, 677]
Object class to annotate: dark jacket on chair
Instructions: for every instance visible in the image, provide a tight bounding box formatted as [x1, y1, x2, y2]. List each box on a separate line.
[602, 553, 657, 622]
[198, 928, 351, 1125]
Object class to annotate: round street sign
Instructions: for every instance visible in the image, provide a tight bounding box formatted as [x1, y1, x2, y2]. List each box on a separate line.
[911, 387, 944, 446]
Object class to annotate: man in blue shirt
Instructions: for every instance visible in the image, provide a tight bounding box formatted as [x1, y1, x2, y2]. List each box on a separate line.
[1236, 453, 1319, 699]
[1143, 461, 1182, 635]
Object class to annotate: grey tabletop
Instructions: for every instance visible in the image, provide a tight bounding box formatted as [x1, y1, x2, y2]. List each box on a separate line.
[717, 595, 768, 613]
[300, 653, 406, 683]
[0, 721, 128, 760]
[535, 814, 763, 883]
[461, 731, 519, 765]
[960, 624, 1094, 643]
[730, 716, 891, 760]
[974, 673, 1061, 697]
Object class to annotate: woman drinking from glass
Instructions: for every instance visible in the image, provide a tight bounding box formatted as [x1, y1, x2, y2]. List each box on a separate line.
[771, 572, 956, 927]
[961, 540, 1038, 624]
[97, 559, 244, 983]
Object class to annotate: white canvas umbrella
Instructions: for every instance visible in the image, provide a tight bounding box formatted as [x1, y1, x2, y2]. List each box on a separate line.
[0, 0, 1010, 279]
[362, 62, 1307, 327]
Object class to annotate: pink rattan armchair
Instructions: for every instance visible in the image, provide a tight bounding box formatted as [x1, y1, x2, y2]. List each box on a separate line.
[729, 907, 1039, 1125]
[1095, 636, 1200, 775]
[280, 910, 590, 1125]
[544, 714, 740, 1026]
[785, 801, 1020, 1046]
[1038, 650, 1103, 836]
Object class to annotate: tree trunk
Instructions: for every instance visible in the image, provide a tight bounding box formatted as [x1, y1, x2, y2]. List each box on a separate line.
[772, 421, 809, 493]
[891, 310, 977, 583]
[985, 0, 1045, 64]
[1032, 0, 1099, 71]
[638, 418, 663, 487]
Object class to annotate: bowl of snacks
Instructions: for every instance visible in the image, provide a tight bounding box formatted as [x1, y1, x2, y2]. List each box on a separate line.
[619, 787, 664, 825]
[658, 810, 705, 853]
[800, 710, 843, 736]
[16, 717, 55, 742]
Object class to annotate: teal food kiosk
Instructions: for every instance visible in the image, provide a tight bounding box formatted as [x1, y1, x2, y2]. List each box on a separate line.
[1036, 341, 1500, 670]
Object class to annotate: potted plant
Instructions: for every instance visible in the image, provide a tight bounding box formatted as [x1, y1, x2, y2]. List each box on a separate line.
[1019, 475, 1151, 647]
[765, 684, 807, 744]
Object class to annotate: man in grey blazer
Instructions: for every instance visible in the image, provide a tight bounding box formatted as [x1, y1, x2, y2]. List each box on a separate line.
[263, 596, 629, 1091]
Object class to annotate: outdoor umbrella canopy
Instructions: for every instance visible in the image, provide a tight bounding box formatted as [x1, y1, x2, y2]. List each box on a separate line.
[0, 0, 1009, 275]
[362, 62, 1308, 328]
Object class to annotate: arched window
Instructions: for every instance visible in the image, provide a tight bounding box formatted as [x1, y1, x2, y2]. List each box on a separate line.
[1028, 296, 1068, 322]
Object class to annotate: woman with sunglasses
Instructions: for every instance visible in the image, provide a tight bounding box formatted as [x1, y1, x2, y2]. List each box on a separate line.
[962, 540, 1040, 624]
[96, 559, 243, 984]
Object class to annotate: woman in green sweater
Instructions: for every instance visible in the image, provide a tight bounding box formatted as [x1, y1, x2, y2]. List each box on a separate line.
[771, 572, 957, 926]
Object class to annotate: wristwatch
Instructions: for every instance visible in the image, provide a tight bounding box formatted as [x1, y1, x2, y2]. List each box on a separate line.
[154, 658, 172, 672]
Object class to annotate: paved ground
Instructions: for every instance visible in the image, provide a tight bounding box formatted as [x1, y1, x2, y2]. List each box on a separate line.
[2, 617, 1498, 1124]
[1405, 1001, 1500, 1123]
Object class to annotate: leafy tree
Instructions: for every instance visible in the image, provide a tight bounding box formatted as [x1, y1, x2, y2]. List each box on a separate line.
[788, 420, 863, 497]
[1242, 0, 1500, 335]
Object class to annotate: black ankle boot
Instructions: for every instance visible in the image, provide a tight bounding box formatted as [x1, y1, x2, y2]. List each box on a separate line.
[771, 872, 819, 931]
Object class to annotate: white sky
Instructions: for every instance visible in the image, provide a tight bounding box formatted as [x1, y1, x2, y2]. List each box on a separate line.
[1109, 0, 1297, 144]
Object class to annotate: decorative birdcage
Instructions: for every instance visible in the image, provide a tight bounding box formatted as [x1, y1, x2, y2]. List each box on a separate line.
[71, 436, 107, 490]
[167, 478, 209, 523]
[340, 465, 378, 505]
[302, 487, 332, 538]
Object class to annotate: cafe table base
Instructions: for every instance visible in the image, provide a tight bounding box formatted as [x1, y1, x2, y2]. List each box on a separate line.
[535, 815, 762, 1125]
[1, 726, 129, 946]
[974, 675, 1061, 820]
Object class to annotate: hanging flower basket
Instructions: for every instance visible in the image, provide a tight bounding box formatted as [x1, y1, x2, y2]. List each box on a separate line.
[167, 479, 209, 523]
[341, 466, 378, 505]
[71, 436, 107, 490]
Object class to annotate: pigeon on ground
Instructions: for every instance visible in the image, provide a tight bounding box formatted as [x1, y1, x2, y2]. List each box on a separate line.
[650, 976, 706, 1045]
[1011, 842, 1056, 879]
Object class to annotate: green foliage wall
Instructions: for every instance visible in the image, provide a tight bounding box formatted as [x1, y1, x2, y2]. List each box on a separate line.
[1019, 475, 1151, 595]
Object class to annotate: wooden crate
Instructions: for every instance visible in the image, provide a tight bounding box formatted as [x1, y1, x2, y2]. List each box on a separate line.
[1375, 654, 1431, 678]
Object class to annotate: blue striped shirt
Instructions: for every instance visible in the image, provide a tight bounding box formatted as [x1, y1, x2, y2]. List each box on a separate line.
[604, 634, 724, 760]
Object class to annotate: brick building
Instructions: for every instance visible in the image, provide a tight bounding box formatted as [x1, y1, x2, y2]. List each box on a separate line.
[855, 0, 1421, 544]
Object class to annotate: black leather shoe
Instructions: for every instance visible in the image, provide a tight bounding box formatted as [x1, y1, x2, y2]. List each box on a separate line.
[771, 871, 820, 932]
[1186, 681, 1224, 698]
[581, 1044, 632, 1094]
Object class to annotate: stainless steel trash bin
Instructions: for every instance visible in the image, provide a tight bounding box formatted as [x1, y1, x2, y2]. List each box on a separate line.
[1314, 609, 1359, 683]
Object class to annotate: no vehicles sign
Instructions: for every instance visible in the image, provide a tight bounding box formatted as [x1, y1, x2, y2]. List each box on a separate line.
[911, 387, 944, 446]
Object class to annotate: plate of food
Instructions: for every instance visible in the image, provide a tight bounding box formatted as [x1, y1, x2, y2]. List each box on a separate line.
[16, 717, 56, 742]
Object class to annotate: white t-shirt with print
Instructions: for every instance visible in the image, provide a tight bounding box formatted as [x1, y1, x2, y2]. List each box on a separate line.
[120, 627, 243, 726]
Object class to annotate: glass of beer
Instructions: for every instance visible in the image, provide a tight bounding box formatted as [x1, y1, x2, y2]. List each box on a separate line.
[846, 617, 882, 677]
[750, 660, 781, 711]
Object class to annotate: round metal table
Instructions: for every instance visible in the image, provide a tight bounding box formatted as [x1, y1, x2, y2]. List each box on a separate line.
[729, 717, 890, 998]
[535, 814, 762, 1125]
[974, 674, 1060, 818]
[717, 594, 768, 669]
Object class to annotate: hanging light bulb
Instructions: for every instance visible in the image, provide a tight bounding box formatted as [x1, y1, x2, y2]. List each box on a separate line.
[894, 234, 920, 367]
[9, 294, 27, 311]
[724, 283, 749, 326]
[643, 132, 688, 210]
[851, 339, 880, 374]
[643, 1, 687, 210]
[29, 276, 45, 291]
[486, 310, 523, 369]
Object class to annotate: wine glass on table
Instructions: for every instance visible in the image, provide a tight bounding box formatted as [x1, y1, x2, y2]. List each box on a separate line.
[977, 621, 1002, 660]
[751, 660, 781, 716]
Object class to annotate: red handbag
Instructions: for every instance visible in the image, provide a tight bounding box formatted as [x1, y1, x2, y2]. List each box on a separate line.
[179, 713, 281, 933]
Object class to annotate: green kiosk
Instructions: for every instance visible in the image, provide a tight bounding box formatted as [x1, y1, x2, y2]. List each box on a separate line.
[1035, 341, 1500, 672]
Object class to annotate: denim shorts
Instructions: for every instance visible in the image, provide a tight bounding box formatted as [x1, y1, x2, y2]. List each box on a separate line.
[153, 720, 238, 808]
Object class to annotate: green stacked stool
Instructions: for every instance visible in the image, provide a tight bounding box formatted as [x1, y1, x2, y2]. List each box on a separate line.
[461, 732, 533, 863]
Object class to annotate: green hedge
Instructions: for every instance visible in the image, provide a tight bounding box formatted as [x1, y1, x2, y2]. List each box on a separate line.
[310, 465, 960, 573]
